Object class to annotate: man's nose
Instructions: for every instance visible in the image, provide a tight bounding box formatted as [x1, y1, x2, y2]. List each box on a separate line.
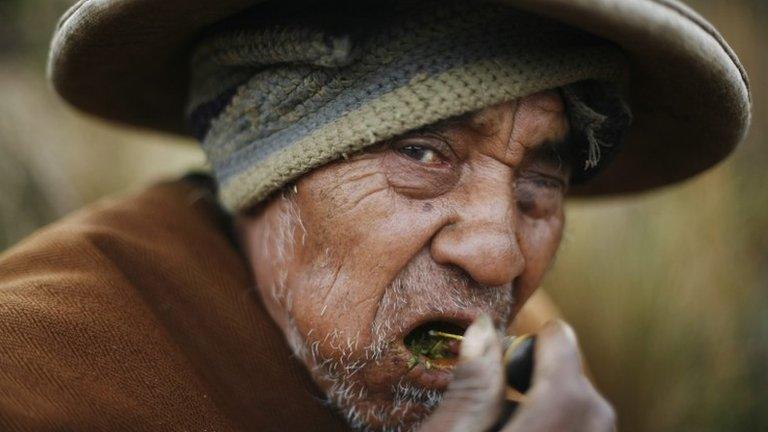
[430, 187, 524, 287]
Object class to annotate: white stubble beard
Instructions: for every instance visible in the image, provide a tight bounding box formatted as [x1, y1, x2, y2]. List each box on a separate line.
[264, 191, 514, 432]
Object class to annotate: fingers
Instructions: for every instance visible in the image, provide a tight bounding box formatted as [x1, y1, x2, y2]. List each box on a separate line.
[418, 318, 615, 432]
[533, 319, 583, 382]
[500, 320, 616, 432]
[417, 314, 505, 432]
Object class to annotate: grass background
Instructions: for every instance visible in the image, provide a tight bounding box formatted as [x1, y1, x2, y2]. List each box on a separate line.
[1, 1, 766, 430]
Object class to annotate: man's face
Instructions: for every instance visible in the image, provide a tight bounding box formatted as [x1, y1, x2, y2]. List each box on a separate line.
[238, 90, 570, 431]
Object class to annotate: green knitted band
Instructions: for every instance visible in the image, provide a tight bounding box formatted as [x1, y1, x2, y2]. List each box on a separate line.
[188, 1, 628, 212]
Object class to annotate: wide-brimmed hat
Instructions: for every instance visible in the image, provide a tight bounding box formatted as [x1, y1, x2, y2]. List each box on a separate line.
[48, 0, 751, 197]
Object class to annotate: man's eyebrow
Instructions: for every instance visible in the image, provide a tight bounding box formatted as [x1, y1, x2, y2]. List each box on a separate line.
[526, 133, 574, 171]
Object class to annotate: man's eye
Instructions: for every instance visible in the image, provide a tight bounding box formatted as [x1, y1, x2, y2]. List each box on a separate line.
[398, 145, 443, 165]
[519, 170, 566, 191]
[529, 176, 563, 190]
[516, 174, 565, 219]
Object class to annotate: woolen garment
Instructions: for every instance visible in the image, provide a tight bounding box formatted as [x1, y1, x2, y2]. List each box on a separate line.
[188, 0, 629, 212]
[0, 177, 560, 431]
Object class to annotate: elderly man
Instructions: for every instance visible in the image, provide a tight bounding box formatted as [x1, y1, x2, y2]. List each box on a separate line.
[0, 0, 750, 431]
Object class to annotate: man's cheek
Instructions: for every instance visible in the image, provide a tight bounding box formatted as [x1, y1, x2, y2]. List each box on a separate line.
[286, 260, 381, 354]
[515, 220, 564, 308]
[297, 187, 393, 259]
[298, 158, 390, 217]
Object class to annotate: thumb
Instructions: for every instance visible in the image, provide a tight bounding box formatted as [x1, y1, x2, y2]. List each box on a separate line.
[418, 314, 505, 432]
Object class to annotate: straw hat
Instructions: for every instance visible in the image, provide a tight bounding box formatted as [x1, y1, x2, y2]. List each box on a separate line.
[48, 0, 751, 196]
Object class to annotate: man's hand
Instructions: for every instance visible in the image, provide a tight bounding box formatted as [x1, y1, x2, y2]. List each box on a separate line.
[418, 316, 616, 432]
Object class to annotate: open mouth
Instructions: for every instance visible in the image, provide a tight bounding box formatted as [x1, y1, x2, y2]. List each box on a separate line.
[403, 320, 467, 370]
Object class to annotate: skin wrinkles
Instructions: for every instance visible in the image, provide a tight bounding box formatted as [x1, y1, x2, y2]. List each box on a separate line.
[237, 90, 571, 431]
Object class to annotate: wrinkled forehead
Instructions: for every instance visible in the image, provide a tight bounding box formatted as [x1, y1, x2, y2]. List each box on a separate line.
[463, 91, 567, 141]
[408, 93, 570, 169]
[399, 86, 627, 175]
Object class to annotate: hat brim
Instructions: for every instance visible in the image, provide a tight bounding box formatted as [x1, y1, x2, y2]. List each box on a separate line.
[48, 0, 751, 196]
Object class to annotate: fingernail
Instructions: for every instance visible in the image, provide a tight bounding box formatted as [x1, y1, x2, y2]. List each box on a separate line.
[460, 314, 494, 360]
[547, 319, 578, 345]
[560, 321, 578, 346]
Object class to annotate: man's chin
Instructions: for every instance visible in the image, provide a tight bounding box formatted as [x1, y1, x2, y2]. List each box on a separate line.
[334, 385, 441, 432]
[322, 355, 445, 432]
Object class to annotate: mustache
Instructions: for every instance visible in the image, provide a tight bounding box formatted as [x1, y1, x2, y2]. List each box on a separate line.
[368, 251, 515, 358]
[385, 249, 513, 318]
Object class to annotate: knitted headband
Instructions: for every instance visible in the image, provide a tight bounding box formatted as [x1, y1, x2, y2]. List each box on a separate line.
[188, 0, 631, 212]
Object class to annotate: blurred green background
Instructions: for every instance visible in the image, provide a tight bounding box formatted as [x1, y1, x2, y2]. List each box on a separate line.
[0, 1, 765, 430]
